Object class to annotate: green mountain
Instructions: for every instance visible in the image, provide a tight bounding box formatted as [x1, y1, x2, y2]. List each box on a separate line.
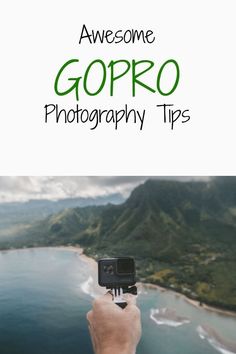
[0, 194, 124, 239]
[1, 177, 236, 311]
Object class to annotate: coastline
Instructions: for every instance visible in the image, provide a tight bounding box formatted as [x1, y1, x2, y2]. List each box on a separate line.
[141, 282, 236, 318]
[59, 247, 236, 318]
[1, 246, 236, 318]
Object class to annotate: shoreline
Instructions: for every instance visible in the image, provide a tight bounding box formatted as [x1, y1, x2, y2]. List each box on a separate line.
[1, 246, 236, 318]
[141, 282, 236, 318]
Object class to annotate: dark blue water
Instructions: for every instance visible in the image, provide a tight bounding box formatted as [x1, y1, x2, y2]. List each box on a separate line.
[0, 248, 235, 354]
[0, 249, 92, 354]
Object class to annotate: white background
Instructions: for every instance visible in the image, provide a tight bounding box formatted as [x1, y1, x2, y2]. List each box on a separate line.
[1, 0, 235, 175]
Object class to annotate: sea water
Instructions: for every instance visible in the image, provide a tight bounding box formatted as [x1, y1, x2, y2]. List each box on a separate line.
[0, 248, 235, 354]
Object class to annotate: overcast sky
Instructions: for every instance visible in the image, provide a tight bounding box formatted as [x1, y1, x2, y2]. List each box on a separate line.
[0, 177, 210, 203]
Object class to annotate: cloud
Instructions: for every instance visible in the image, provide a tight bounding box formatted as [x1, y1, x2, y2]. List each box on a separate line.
[0, 176, 210, 203]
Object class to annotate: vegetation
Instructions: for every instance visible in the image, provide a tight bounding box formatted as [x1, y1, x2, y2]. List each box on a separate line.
[1, 177, 236, 311]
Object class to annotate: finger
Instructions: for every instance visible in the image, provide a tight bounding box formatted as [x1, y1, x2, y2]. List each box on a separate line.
[88, 323, 92, 333]
[97, 291, 113, 302]
[88, 324, 96, 353]
[86, 310, 93, 323]
[123, 293, 137, 305]
[104, 291, 113, 299]
[92, 292, 114, 311]
[124, 302, 141, 318]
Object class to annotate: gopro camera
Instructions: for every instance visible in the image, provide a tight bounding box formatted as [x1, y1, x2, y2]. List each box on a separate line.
[98, 257, 135, 288]
[98, 257, 137, 309]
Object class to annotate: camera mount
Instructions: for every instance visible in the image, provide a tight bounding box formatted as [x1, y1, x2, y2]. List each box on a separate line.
[110, 285, 137, 309]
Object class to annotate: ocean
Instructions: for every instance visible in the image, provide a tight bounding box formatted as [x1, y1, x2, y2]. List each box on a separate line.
[0, 248, 235, 354]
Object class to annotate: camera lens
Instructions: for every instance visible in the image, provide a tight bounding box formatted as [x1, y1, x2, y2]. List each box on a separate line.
[117, 258, 135, 275]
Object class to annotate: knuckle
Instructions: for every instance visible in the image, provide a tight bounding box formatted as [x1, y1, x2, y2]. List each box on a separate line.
[92, 297, 100, 307]
[86, 310, 93, 322]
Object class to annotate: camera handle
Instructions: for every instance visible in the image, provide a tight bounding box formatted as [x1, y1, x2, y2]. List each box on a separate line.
[111, 286, 137, 309]
[112, 287, 127, 309]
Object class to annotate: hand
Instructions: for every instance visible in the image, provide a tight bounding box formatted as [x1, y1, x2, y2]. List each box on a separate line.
[87, 292, 141, 354]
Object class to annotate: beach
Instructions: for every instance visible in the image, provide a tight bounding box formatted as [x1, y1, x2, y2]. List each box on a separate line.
[141, 281, 236, 318]
[59, 246, 236, 318]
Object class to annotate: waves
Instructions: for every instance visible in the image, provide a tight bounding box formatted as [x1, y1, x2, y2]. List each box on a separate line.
[150, 307, 190, 327]
[197, 325, 236, 354]
[81, 275, 236, 354]
[80, 275, 104, 298]
[150, 308, 236, 354]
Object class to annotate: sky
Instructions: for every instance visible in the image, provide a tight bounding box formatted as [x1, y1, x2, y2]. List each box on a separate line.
[0, 177, 210, 203]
